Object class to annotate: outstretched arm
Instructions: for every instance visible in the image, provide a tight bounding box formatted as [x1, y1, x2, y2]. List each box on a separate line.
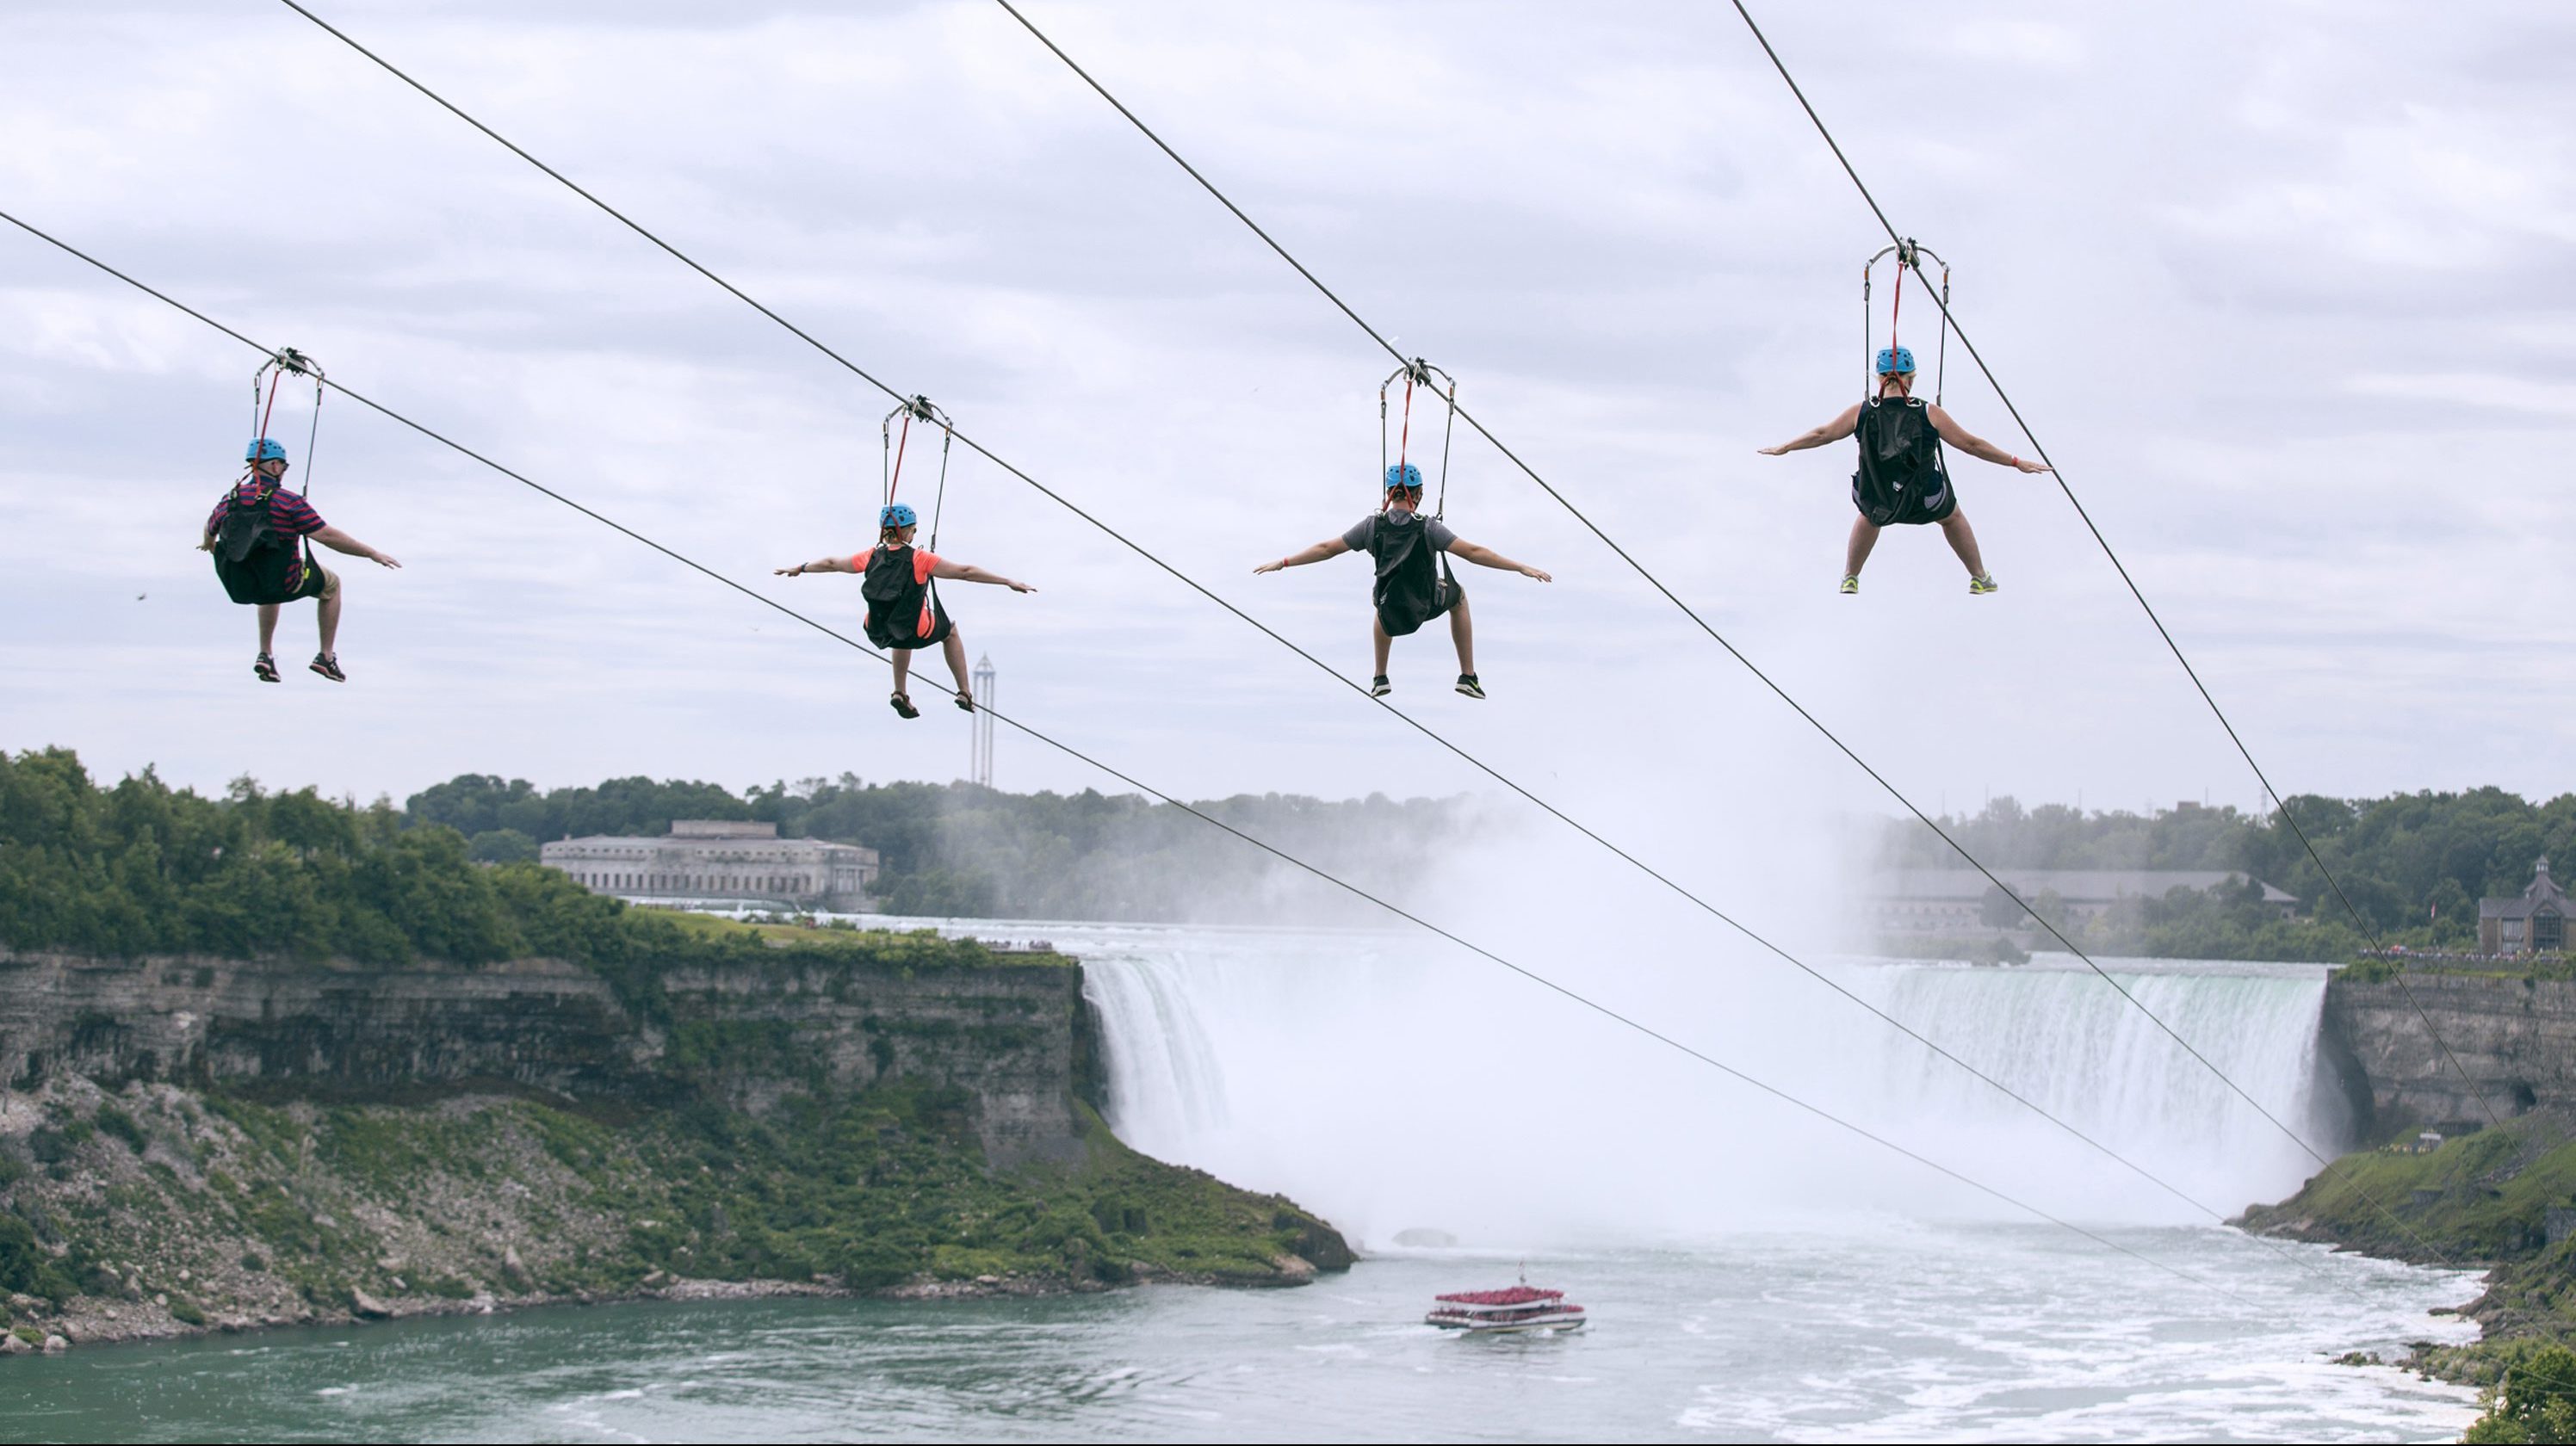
[1447, 541, 1551, 582]
[1254, 537, 1353, 574]
[775, 553, 858, 577]
[1757, 404, 1862, 455]
[311, 524, 400, 569]
[1928, 405, 2052, 473]
[929, 558, 1036, 593]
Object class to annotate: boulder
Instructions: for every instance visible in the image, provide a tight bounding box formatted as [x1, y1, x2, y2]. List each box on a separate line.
[0, 1334, 29, 1356]
[40, 1335, 68, 1354]
[349, 1288, 392, 1320]
[1271, 1254, 1318, 1283]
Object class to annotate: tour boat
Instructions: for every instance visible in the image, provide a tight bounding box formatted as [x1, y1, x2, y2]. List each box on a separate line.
[1425, 1283, 1588, 1334]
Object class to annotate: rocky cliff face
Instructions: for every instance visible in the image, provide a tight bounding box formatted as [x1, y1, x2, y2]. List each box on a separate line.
[2322, 972, 2576, 1135]
[0, 947, 1093, 1168]
[0, 935, 1349, 1353]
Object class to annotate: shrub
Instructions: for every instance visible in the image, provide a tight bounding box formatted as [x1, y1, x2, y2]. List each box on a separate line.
[93, 1104, 146, 1153]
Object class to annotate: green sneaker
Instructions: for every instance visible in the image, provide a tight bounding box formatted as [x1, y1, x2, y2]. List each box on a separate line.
[1838, 575, 1859, 596]
[1968, 574, 1999, 596]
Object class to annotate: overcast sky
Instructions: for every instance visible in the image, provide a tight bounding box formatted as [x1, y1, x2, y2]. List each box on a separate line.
[4, 0, 2569, 829]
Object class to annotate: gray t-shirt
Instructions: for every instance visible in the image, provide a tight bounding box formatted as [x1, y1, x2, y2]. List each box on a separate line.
[1342, 510, 1456, 554]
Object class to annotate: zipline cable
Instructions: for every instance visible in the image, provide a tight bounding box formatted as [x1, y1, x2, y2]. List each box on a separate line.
[987, 0, 2461, 1264]
[254, 0, 2357, 1275]
[1712, 0, 2505, 1134]
[0, 203, 2272, 1310]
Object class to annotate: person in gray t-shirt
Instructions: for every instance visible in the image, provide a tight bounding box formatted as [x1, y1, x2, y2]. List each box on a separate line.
[1254, 463, 1551, 700]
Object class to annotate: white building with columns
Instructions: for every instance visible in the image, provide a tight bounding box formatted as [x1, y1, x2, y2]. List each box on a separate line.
[540, 820, 879, 911]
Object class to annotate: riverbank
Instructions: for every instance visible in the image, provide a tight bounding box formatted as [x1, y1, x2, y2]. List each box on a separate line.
[0, 1070, 1348, 1354]
[2239, 1109, 2576, 1410]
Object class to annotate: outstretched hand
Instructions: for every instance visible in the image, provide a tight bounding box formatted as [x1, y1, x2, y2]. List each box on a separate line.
[1521, 565, 1552, 583]
[371, 553, 403, 570]
[1253, 560, 1284, 575]
[1756, 444, 1789, 456]
[2014, 456, 2054, 475]
[775, 564, 807, 578]
[1007, 579, 1037, 594]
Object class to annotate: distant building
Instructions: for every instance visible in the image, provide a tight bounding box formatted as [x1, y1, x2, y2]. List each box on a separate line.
[2480, 857, 2568, 955]
[540, 819, 879, 911]
[1865, 868, 2299, 937]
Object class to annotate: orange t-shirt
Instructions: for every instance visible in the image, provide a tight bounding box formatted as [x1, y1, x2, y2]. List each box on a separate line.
[849, 547, 940, 583]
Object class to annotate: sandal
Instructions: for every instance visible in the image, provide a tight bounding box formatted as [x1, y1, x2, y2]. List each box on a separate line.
[954, 689, 975, 714]
[254, 652, 279, 683]
[309, 652, 345, 683]
[889, 692, 920, 720]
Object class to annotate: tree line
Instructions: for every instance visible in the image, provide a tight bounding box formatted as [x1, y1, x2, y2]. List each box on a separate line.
[406, 770, 1473, 923]
[1879, 788, 2576, 957]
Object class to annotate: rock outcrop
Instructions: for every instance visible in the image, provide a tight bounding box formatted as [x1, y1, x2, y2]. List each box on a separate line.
[2322, 973, 2576, 1135]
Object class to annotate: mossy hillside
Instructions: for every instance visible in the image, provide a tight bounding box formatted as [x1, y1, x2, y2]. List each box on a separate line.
[2242, 1112, 2576, 1265]
[0, 1073, 1342, 1348]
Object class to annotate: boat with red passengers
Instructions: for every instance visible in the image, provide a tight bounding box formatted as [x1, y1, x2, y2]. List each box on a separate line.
[1424, 1283, 1588, 1334]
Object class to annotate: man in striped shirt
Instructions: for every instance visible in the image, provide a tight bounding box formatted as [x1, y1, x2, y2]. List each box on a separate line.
[201, 438, 401, 683]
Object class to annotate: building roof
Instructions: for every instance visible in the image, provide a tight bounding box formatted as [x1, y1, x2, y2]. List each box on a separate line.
[2481, 857, 2567, 922]
[541, 833, 875, 859]
[1866, 868, 2297, 906]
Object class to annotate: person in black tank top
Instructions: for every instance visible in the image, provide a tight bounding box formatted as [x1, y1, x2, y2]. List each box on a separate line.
[1757, 346, 2053, 595]
[1255, 465, 1552, 700]
[776, 504, 1037, 719]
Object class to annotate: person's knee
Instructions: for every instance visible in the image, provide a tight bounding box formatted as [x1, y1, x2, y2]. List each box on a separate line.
[317, 565, 343, 601]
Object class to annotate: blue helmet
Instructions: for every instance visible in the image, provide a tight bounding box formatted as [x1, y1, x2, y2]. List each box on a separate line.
[1384, 462, 1424, 492]
[879, 503, 918, 529]
[246, 437, 288, 462]
[1874, 346, 1917, 376]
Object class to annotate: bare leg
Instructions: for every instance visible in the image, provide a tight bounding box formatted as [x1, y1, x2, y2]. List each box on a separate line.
[1937, 510, 1988, 578]
[1448, 593, 1476, 676]
[314, 570, 343, 656]
[1845, 515, 1882, 578]
[256, 603, 281, 654]
[891, 647, 913, 696]
[1372, 617, 1392, 677]
[940, 629, 972, 701]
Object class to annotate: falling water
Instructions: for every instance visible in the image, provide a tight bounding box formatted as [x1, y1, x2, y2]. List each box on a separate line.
[1063, 921, 2341, 1247]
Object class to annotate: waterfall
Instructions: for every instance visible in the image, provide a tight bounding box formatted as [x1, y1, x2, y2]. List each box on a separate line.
[1071, 923, 2338, 1251]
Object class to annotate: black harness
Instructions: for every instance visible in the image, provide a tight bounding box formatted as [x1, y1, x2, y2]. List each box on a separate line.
[1850, 396, 1953, 527]
[209, 480, 310, 605]
[862, 543, 950, 650]
[1366, 511, 1458, 638]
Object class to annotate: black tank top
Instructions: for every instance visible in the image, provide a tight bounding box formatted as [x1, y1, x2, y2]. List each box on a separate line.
[1852, 396, 1950, 525]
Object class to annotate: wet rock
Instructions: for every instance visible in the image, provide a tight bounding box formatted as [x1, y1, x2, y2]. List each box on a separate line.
[0, 1334, 29, 1356]
[40, 1335, 67, 1354]
[349, 1288, 392, 1320]
[1272, 1254, 1318, 1283]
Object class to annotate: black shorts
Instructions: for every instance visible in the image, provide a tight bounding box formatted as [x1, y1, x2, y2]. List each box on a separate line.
[1376, 572, 1462, 638]
[288, 561, 331, 601]
[1852, 476, 1957, 527]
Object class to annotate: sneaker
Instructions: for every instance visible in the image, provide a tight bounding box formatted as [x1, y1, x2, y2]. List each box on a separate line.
[310, 652, 347, 682]
[1370, 675, 1391, 697]
[1455, 673, 1485, 700]
[1838, 575, 1860, 596]
[253, 652, 279, 683]
[1968, 574, 1999, 596]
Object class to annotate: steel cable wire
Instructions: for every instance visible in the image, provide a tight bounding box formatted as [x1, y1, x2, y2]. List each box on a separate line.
[0, 201, 2277, 1309]
[252, 0, 2381, 1286]
[985, 0, 2460, 1267]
